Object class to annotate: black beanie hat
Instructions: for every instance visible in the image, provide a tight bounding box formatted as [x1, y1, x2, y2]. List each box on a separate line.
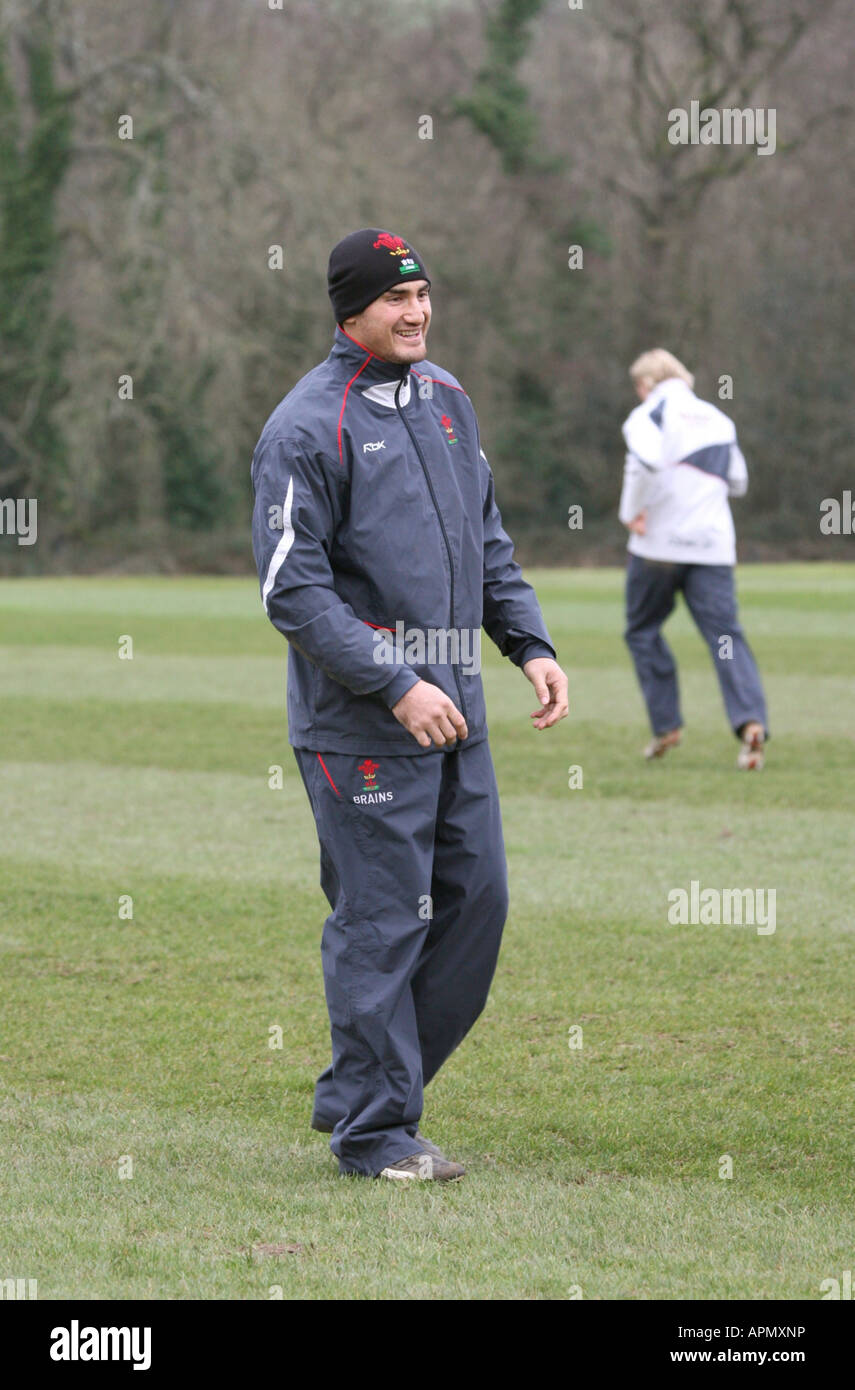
[327, 228, 431, 323]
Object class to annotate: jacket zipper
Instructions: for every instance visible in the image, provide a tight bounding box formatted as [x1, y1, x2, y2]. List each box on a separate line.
[394, 373, 468, 722]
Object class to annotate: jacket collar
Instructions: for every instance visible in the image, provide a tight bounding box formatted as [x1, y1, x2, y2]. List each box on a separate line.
[646, 376, 693, 407]
[329, 324, 412, 388]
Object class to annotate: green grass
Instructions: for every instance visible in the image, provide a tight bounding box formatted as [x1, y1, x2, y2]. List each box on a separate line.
[1, 565, 853, 1299]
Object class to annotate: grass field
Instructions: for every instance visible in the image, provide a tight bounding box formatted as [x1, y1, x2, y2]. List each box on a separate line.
[1, 564, 853, 1300]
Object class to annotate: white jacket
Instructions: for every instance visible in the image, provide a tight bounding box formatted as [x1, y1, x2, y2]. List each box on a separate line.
[618, 377, 747, 565]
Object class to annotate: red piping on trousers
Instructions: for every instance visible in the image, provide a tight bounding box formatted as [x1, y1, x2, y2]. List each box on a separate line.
[317, 753, 341, 797]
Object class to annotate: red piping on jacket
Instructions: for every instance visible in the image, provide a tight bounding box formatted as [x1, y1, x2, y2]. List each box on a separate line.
[411, 369, 466, 395]
[338, 325, 374, 355]
[335, 334, 465, 466]
[336, 330, 375, 472]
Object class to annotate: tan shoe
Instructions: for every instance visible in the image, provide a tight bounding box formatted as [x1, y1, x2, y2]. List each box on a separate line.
[737, 722, 765, 770]
[644, 728, 682, 760]
[378, 1151, 465, 1182]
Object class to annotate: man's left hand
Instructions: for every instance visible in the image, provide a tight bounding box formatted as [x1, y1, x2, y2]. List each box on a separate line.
[523, 657, 569, 730]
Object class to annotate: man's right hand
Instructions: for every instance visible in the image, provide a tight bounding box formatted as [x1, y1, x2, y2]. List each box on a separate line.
[391, 679, 468, 749]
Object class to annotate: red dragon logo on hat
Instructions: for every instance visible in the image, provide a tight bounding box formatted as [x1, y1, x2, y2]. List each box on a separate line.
[373, 232, 410, 256]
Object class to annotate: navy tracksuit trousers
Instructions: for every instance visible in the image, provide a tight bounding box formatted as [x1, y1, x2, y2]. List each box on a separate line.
[624, 555, 768, 738]
[293, 737, 508, 1178]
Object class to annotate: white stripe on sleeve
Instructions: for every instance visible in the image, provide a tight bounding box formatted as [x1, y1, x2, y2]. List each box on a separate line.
[261, 475, 295, 613]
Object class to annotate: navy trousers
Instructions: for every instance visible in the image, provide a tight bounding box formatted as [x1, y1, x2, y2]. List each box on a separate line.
[624, 555, 768, 738]
[293, 737, 508, 1177]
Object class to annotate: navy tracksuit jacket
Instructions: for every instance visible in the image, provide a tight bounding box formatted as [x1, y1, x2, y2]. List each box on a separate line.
[251, 326, 556, 1175]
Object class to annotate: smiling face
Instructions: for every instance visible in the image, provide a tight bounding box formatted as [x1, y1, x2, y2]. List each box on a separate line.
[341, 280, 431, 363]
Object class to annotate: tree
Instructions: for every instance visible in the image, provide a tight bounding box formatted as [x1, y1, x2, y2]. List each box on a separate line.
[453, 0, 552, 177]
[592, 0, 850, 342]
[0, 3, 73, 507]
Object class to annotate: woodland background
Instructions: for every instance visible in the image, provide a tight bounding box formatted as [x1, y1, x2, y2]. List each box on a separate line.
[1, 0, 852, 571]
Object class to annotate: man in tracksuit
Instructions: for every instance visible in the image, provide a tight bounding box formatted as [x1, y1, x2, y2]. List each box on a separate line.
[251, 229, 568, 1181]
[618, 348, 767, 769]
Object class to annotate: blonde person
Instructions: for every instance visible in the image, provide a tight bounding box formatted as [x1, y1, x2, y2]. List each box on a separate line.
[618, 349, 767, 769]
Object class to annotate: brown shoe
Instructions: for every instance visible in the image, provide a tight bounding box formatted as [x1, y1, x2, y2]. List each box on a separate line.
[737, 722, 765, 770]
[377, 1151, 465, 1182]
[644, 728, 682, 760]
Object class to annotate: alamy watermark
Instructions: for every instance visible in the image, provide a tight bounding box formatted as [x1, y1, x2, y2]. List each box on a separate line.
[821, 1271, 854, 1299]
[667, 880, 776, 935]
[668, 102, 776, 156]
[1, 1276, 38, 1299]
[0, 497, 37, 545]
[819, 491, 854, 535]
[50, 1321, 151, 1370]
[372, 621, 481, 676]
